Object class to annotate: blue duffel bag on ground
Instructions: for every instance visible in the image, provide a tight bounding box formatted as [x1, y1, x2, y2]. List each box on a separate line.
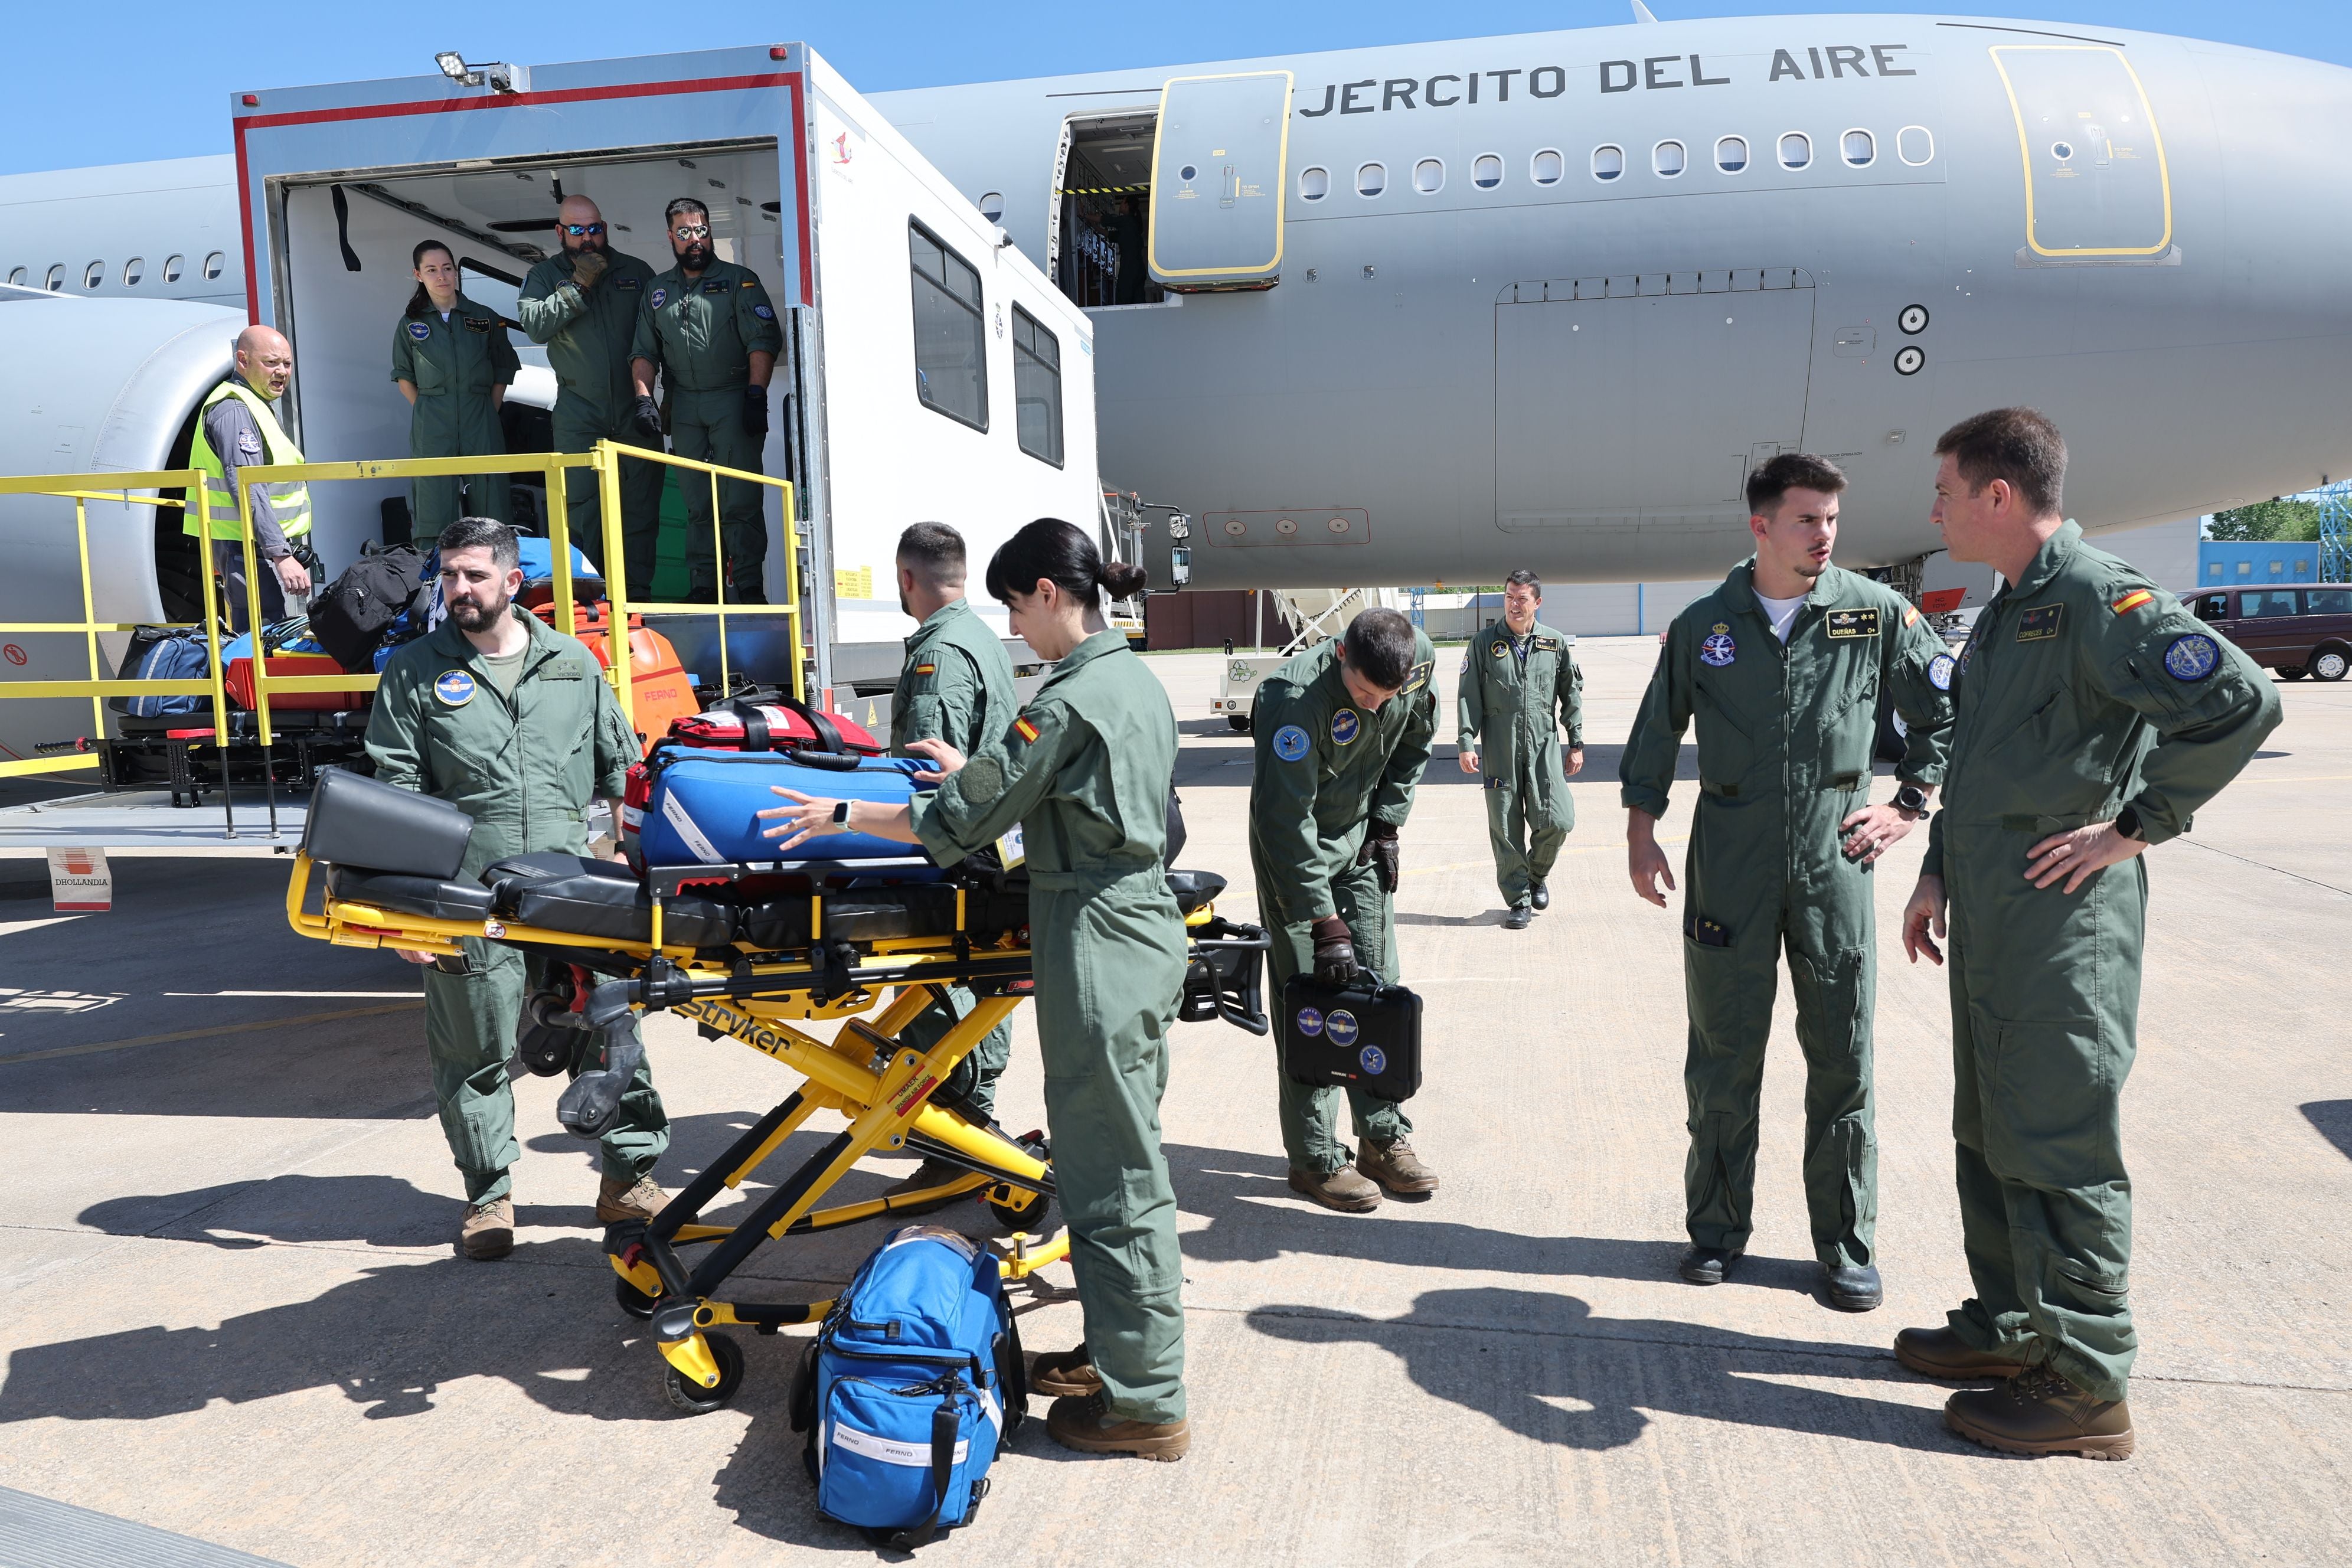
[790, 1225, 1026, 1548]
[635, 744, 939, 869]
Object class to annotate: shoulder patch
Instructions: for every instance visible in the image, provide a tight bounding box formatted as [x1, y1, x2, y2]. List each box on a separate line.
[1903, 605, 1921, 628]
[913, 661, 936, 677]
[1272, 723, 1311, 762]
[1927, 652, 1955, 691]
[1402, 658, 1433, 694]
[959, 753, 1005, 803]
[2015, 603, 2064, 642]
[1700, 623, 1737, 667]
[433, 670, 476, 707]
[1824, 607, 1880, 640]
[740, 277, 757, 288]
[649, 286, 667, 309]
[2163, 633, 2220, 682]
[236, 430, 262, 458]
[1012, 714, 1041, 744]
[2111, 589, 2155, 616]
[752, 303, 775, 320]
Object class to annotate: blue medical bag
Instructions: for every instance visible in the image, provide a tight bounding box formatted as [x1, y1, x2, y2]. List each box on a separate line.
[791, 1226, 1024, 1547]
[633, 745, 939, 869]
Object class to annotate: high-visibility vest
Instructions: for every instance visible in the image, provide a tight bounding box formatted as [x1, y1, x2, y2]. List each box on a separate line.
[186, 378, 312, 543]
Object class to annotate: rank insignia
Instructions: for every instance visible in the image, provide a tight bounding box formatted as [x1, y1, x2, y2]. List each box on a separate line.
[2016, 604, 2064, 642]
[1402, 658, 1433, 694]
[1700, 623, 1736, 667]
[1825, 607, 1880, 639]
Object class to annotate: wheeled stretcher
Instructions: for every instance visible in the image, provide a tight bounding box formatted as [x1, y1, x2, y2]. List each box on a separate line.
[285, 767, 1269, 1412]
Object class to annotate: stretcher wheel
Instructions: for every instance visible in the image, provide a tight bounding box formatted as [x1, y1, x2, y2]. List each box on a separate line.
[662, 1331, 744, 1415]
[615, 1277, 658, 1320]
[987, 1184, 1051, 1231]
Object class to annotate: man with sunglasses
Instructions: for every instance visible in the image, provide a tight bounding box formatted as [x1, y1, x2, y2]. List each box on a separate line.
[629, 197, 784, 603]
[518, 195, 664, 589]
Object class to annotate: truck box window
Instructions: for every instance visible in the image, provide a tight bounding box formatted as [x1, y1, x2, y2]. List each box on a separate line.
[910, 220, 988, 431]
[1011, 305, 1063, 467]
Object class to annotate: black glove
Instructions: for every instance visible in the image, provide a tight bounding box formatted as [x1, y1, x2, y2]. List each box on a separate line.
[1358, 821, 1400, 894]
[631, 394, 664, 441]
[1310, 914, 1359, 986]
[742, 383, 769, 437]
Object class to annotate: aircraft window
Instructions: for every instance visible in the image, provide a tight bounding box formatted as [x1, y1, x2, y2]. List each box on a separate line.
[83, 262, 104, 290]
[202, 251, 225, 280]
[978, 192, 1005, 224]
[5, 268, 22, 287]
[1897, 126, 1936, 166]
[907, 220, 988, 433]
[1779, 132, 1812, 170]
[1011, 305, 1063, 468]
[163, 254, 184, 283]
[123, 257, 144, 286]
[1356, 162, 1386, 197]
[1716, 136, 1749, 174]
[1472, 153, 1502, 189]
[1653, 141, 1687, 178]
[1413, 159, 1445, 194]
[1584, 146, 1618, 183]
[1843, 130, 1876, 168]
[1299, 166, 1329, 201]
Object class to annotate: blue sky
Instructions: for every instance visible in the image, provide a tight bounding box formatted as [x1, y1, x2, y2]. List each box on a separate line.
[2, 2, 2345, 175]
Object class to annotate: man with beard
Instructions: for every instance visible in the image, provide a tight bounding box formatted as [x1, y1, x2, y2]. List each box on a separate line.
[1620, 452, 1954, 1311]
[518, 195, 664, 586]
[366, 517, 672, 1260]
[629, 198, 784, 602]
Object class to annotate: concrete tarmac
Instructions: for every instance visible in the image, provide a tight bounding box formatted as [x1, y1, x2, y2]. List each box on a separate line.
[1, 641, 2346, 1566]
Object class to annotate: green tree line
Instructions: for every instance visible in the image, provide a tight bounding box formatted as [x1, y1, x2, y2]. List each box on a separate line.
[2206, 499, 2322, 543]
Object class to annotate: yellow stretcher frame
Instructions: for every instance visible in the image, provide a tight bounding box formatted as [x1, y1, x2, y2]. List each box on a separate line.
[0, 439, 800, 781]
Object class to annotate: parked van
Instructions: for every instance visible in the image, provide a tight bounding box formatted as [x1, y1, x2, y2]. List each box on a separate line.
[2191, 584, 2352, 681]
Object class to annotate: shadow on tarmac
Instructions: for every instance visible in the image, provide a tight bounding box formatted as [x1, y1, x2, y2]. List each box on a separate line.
[2302, 1100, 2352, 1162]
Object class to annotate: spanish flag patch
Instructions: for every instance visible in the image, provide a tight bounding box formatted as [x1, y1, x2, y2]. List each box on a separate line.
[914, 662, 936, 675]
[2111, 589, 2155, 615]
[1902, 606, 1920, 628]
[1013, 716, 1040, 744]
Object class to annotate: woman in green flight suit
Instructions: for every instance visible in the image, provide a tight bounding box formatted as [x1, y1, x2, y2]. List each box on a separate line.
[391, 240, 518, 543]
[757, 518, 1194, 1463]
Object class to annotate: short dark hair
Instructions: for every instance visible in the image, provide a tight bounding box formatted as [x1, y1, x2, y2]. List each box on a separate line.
[437, 516, 518, 572]
[1935, 407, 2066, 520]
[898, 522, 967, 588]
[1746, 452, 1848, 516]
[1341, 607, 1416, 691]
[665, 197, 710, 228]
[1504, 569, 1541, 595]
[984, 517, 1148, 605]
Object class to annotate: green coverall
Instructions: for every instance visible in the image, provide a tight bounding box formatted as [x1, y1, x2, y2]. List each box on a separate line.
[1458, 618, 1585, 908]
[891, 597, 1020, 1121]
[518, 250, 665, 585]
[1923, 522, 2278, 1401]
[909, 629, 1190, 1425]
[629, 259, 783, 603]
[390, 297, 518, 542]
[1247, 632, 1438, 1176]
[365, 607, 670, 1204]
[1620, 563, 1952, 1269]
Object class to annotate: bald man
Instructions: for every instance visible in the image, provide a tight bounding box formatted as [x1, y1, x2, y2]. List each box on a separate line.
[518, 196, 664, 589]
[188, 325, 314, 633]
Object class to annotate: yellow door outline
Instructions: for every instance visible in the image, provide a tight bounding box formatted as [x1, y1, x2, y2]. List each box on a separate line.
[1147, 71, 1294, 281]
[1990, 45, 2173, 259]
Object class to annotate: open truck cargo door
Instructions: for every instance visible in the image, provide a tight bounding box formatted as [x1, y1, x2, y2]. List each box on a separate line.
[1148, 72, 1291, 293]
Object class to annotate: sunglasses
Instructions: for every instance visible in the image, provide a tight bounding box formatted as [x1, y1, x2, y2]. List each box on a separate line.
[563, 223, 607, 237]
[672, 224, 712, 240]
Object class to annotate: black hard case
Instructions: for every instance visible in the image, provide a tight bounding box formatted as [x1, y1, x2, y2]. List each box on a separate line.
[1277, 975, 1423, 1102]
[301, 766, 475, 878]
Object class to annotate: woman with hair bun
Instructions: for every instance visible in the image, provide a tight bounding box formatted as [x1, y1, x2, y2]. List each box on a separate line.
[759, 517, 1193, 1461]
[391, 239, 518, 543]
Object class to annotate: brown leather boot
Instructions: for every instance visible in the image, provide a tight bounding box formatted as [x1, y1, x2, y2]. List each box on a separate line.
[596, 1175, 668, 1225]
[1945, 1367, 2134, 1459]
[1356, 1136, 1439, 1197]
[1895, 1325, 2029, 1380]
[1046, 1392, 1189, 1461]
[883, 1157, 971, 1201]
[1288, 1164, 1381, 1213]
[460, 1196, 514, 1260]
[1030, 1347, 1102, 1398]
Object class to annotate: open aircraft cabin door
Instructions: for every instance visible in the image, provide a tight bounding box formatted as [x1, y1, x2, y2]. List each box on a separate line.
[1148, 73, 1292, 292]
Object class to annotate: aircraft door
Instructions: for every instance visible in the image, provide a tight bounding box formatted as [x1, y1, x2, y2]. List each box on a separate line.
[1149, 72, 1292, 291]
[1990, 45, 2174, 262]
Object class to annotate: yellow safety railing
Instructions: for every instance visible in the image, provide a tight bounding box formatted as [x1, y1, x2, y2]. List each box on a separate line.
[0, 469, 229, 781]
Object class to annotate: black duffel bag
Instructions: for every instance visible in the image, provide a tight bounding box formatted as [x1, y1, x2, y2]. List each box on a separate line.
[309, 542, 429, 674]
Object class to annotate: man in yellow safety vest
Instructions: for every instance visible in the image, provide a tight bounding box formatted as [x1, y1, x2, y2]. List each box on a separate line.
[188, 325, 313, 632]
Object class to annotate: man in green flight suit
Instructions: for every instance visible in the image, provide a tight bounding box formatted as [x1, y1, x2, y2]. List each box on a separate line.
[1458, 569, 1585, 929]
[1249, 606, 1440, 1213]
[518, 195, 664, 586]
[629, 197, 783, 603]
[367, 517, 672, 1260]
[1897, 409, 2279, 1459]
[882, 522, 1021, 1196]
[1621, 453, 1954, 1312]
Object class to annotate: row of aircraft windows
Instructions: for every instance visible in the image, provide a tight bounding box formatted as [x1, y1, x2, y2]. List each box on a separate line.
[4, 253, 228, 292]
[1298, 125, 1935, 199]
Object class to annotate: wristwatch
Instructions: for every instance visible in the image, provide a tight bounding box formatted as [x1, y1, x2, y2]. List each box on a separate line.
[2113, 803, 2144, 841]
[829, 799, 854, 831]
[1892, 783, 1930, 818]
